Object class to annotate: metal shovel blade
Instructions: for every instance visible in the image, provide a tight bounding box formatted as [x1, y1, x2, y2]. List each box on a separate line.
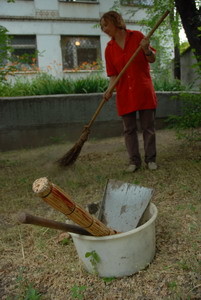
[98, 179, 154, 232]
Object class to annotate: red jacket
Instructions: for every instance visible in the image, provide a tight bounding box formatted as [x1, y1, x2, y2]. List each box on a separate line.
[105, 29, 157, 116]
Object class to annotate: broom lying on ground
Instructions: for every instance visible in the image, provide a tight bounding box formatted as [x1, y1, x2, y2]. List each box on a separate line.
[57, 10, 170, 168]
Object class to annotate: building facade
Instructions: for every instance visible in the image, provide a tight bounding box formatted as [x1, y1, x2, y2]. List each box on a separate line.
[180, 47, 201, 90]
[0, 0, 152, 78]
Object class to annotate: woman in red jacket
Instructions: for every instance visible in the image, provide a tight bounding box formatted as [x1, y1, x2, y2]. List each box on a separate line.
[100, 11, 158, 172]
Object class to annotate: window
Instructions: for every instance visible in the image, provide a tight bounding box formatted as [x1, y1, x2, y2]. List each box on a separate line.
[60, 0, 98, 3]
[61, 36, 101, 71]
[9, 35, 38, 70]
[121, 0, 154, 6]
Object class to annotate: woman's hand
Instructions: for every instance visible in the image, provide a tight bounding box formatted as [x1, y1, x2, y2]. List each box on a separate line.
[103, 89, 113, 101]
[103, 76, 117, 101]
[140, 37, 150, 52]
[140, 38, 156, 63]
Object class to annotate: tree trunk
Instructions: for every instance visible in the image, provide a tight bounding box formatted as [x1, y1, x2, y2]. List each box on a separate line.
[174, 45, 181, 79]
[174, 0, 201, 65]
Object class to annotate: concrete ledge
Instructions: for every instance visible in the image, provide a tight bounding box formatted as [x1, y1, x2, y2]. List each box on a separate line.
[0, 91, 199, 151]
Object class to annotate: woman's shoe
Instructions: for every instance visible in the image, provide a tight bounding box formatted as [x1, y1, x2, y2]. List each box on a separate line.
[147, 162, 158, 170]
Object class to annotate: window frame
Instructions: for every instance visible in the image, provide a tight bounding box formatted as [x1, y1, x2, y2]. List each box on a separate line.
[61, 35, 102, 72]
[59, 0, 99, 3]
[120, 0, 154, 7]
[8, 34, 38, 72]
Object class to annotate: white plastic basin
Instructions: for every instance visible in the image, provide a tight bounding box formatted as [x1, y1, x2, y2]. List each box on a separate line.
[70, 203, 158, 278]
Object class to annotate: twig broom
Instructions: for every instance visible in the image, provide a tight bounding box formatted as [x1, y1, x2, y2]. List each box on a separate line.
[57, 10, 170, 167]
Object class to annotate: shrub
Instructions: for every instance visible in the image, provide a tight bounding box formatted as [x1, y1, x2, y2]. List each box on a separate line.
[73, 75, 108, 94]
[0, 73, 109, 96]
[153, 78, 190, 91]
[0, 25, 16, 82]
[0, 72, 196, 97]
[167, 93, 201, 141]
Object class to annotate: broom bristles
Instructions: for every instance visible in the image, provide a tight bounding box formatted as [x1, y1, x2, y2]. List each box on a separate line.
[57, 127, 90, 167]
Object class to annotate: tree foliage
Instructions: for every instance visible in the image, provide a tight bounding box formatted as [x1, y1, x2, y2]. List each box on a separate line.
[121, 0, 201, 74]
[0, 25, 16, 82]
[174, 0, 201, 65]
[121, 1, 177, 80]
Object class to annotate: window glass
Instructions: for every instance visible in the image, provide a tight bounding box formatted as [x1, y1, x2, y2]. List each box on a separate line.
[9, 35, 38, 70]
[60, 0, 98, 3]
[121, 0, 154, 6]
[61, 36, 101, 71]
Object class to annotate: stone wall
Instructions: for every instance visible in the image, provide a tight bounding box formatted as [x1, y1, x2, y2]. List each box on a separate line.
[0, 92, 199, 151]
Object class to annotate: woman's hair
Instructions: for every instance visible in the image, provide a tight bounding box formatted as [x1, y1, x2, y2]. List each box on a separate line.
[100, 11, 126, 30]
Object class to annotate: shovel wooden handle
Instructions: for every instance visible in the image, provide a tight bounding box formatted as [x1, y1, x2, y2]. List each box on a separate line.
[18, 212, 92, 235]
[87, 10, 170, 129]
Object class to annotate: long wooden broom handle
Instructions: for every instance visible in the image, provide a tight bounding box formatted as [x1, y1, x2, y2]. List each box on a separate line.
[86, 10, 170, 129]
[18, 212, 92, 235]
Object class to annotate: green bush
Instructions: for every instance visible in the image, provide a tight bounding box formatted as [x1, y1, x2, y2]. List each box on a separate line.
[0, 73, 109, 96]
[167, 93, 201, 141]
[0, 70, 195, 97]
[73, 76, 108, 94]
[153, 77, 190, 91]
[0, 25, 16, 82]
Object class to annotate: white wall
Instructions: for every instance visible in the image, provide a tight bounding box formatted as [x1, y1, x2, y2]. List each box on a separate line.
[37, 35, 63, 75]
[59, 2, 100, 18]
[0, 0, 35, 16]
[181, 49, 201, 90]
[0, 0, 148, 79]
[34, 0, 59, 11]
